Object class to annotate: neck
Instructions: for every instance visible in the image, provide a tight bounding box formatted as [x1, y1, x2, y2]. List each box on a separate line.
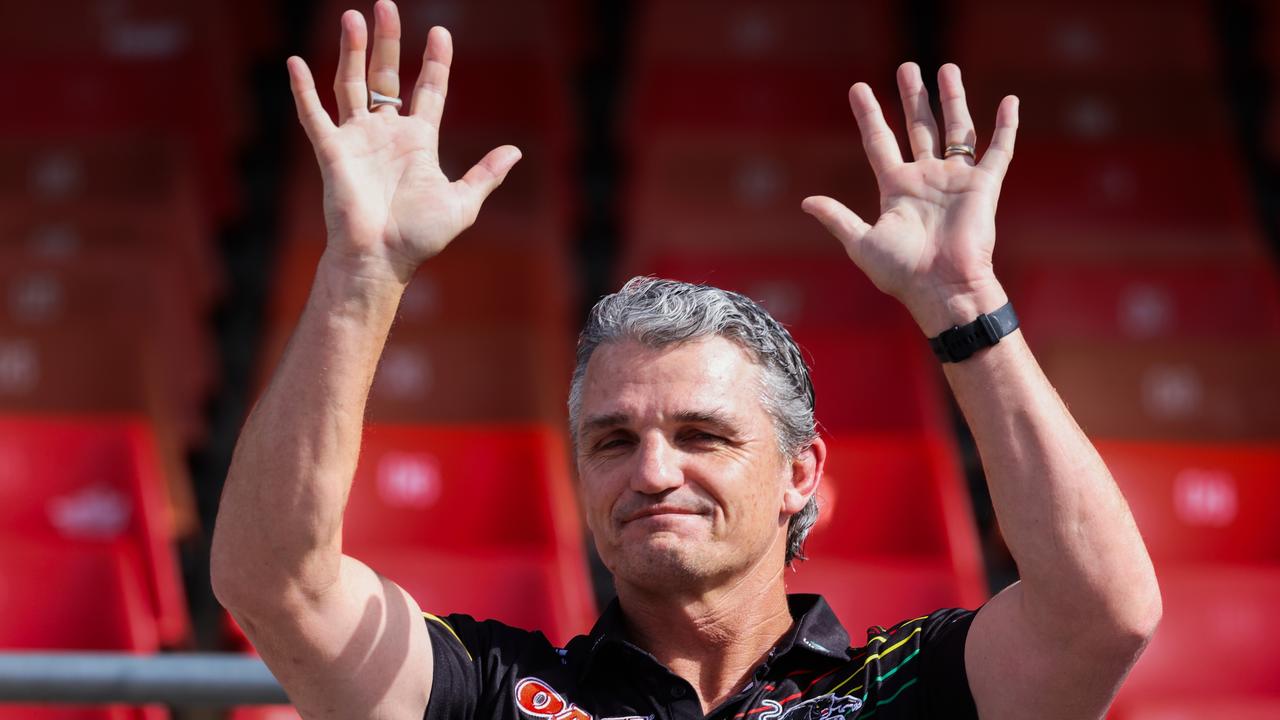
[614, 564, 794, 713]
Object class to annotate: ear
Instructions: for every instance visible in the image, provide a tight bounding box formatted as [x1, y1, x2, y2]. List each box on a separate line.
[781, 436, 826, 516]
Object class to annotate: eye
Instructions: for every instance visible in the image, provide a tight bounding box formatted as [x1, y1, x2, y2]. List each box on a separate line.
[594, 434, 634, 452]
[681, 430, 725, 445]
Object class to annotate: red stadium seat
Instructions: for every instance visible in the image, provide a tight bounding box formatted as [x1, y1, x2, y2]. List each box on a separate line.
[0, 539, 167, 720]
[623, 133, 877, 259]
[995, 141, 1266, 262]
[626, 66, 872, 139]
[266, 186, 576, 343]
[360, 329, 572, 423]
[256, 320, 572, 425]
[0, 541, 157, 650]
[946, 0, 1219, 82]
[0, 138, 224, 305]
[0, 326, 205, 448]
[632, 0, 898, 69]
[338, 424, 596, 646]
[0, 2, 243, 216]
[790, 433, 988, 620]
[1095, 441, 1280, 566]
[1109, 566, 1280, 713]
[0, 257, 218, 412]
[964, 76, 1234, 145]
[797, 330, 953, 436]
[0, 416, 189, 647]
[0, 327, 151, 410]
[0, 210, 217, 314]
[1037, 340, 1280, 441]
[625, 0, 898, 140]
[1005, 259, 1280, 342]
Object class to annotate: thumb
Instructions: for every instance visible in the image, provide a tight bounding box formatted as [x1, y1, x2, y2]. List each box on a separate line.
[802, 196, 871, 248]
[457, 145, 522, 224]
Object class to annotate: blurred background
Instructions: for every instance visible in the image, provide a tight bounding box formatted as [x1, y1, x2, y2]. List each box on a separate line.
[0, 0, 1277, 718]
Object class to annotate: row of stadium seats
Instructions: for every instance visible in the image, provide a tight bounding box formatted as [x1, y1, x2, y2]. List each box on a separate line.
[0, 0, 247, 717]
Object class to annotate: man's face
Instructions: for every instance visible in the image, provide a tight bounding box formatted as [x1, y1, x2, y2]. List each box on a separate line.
[574, 336, 807, 591]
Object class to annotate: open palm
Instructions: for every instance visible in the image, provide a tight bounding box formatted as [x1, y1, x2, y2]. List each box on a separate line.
[804, 63, 1018, 334]
[287, 1, 520, 284]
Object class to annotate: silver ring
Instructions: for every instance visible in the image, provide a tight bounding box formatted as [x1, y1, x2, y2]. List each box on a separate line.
[369, 90, 403, 111]
[944, 143, 976, 160]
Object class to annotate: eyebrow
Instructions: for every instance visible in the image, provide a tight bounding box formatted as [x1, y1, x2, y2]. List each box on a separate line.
[579, 409, 742, 437]
[672, 409, 741, 434]
[581, 412, 631, 436]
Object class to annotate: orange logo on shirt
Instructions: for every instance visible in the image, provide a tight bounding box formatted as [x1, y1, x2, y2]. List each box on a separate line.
[515, 677, 594, 720]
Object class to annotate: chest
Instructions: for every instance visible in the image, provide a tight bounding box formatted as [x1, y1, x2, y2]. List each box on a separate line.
[497, 657, 918, 720]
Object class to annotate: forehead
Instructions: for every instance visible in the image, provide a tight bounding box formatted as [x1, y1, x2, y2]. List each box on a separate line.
[578, 336, 767, 424]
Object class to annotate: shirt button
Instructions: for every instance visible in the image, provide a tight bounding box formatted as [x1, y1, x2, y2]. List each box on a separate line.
[670, 686, 687, 699]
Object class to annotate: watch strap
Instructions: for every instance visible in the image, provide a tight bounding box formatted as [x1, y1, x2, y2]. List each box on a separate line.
[928, 301, 1019, 363]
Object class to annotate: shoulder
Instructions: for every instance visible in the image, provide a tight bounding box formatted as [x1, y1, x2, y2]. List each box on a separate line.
[423, 612, 597, 720]
[423, 612, 602, 686]
[424, 611, 581, 667]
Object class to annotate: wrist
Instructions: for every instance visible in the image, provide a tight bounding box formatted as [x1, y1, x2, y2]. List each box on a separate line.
[314, 249, 410, 320]
[905, 279, 1010, 338]
[318, 245, 415, 290]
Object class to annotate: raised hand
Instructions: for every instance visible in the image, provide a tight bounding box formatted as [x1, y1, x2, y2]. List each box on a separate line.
[803, 63, 1018, 335]
[287, 0, 521, 285]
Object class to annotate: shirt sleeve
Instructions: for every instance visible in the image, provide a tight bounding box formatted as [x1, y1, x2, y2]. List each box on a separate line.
[422, 612, 547, 720]
[916, 606, 980, 718]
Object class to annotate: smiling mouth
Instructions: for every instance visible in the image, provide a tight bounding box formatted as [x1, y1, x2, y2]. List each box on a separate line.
[621, 507, 705, 524]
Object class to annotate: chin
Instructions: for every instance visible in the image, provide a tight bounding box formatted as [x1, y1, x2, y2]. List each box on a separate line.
[609, 535, 719, 589]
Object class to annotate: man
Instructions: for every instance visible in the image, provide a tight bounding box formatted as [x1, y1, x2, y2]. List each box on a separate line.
[210, 2, 1162, 719]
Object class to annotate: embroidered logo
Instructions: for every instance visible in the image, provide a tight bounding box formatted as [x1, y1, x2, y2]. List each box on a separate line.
[777, 693, 863, 720]
[515, 677, 593, 720]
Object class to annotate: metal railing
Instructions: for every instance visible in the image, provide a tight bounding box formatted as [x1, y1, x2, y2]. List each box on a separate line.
[0, 654, 288, 706]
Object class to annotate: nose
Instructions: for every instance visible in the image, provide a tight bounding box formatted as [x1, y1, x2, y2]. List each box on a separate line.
[631, 432, 683, 494]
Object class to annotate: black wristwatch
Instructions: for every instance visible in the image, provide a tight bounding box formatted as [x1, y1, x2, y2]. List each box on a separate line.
[928, 301, 1019, 363]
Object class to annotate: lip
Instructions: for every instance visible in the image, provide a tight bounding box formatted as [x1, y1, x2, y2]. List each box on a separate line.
[621, 505, 704, 524]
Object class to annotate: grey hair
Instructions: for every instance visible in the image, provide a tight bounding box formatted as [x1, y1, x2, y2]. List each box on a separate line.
[568, 276, 820, 565]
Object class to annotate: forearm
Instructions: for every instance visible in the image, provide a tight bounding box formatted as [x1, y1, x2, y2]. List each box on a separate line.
[211, 251, 406, 607]
[938, 292, 1160, 639]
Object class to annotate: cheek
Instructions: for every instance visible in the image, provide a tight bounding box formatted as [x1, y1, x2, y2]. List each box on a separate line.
[576, 465, 621, 531]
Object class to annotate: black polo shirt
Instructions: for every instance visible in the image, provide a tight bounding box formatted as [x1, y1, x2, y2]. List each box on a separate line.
[423, 594, 978, 720]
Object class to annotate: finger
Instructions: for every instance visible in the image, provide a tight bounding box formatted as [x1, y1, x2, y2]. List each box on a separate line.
[848, 83, 904, 176]
[896, 62, 940, 161]
[410, 26, 453, 126]
[287, 56, 336, 143]
[801, 195, 871, 247]
[980, 95, 1019, 180]
[455, 145, 522, 225]
[937, 64, 977, 164]
[367, 0, 402, 113]
[334, 10, 369, 123]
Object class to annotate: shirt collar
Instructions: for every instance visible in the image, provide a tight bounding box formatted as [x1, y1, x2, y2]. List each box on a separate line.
[578, 593, 851, 680]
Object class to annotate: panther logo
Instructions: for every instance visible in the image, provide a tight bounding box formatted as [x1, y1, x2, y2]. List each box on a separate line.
[775, 693, 864, 720]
